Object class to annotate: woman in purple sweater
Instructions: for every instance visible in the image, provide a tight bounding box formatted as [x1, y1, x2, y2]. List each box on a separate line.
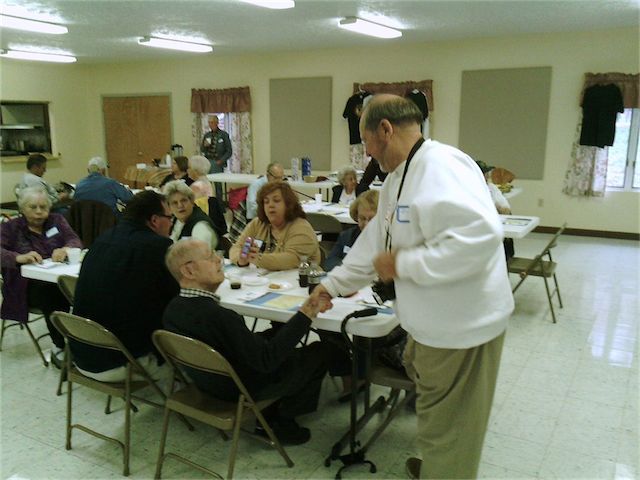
[1, 186, 82, 364]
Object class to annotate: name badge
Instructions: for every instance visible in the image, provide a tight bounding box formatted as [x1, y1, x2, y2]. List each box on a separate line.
[343, 245, 351, 254]
[396, 205, 410, 223]
[217, 138, 224, 143]
[45, 226, 60, 238]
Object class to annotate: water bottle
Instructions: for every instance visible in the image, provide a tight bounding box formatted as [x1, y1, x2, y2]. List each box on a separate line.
[307, 262, 321, 293]
[291, 157, 300, 181]
[298, 255, 310, 287]
[301, 157, 312, 178]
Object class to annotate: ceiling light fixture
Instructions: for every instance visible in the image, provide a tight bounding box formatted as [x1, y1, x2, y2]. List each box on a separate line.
[138, 36, 213, 53]
[0, 14, 68, 34]
[338, 17, 402, 39]
[0, 48, 76, 63]
[239, 0, 295, 10]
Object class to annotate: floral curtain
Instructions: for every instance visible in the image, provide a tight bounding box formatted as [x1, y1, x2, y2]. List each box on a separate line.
[227, 112, 253, 173]
[563, 72, 639, 197]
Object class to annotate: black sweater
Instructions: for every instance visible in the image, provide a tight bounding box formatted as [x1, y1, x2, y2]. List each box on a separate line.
[162, 295, 312, 398]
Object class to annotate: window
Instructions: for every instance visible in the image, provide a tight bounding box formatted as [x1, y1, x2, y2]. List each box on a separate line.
[607, 108, 640, 190]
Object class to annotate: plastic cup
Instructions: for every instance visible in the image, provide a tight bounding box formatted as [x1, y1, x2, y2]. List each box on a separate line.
[67, 248, 82, 264]
[315, 193, 323, 204]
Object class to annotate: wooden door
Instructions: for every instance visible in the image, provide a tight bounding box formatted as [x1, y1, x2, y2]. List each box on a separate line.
[103, 96, 171, 183]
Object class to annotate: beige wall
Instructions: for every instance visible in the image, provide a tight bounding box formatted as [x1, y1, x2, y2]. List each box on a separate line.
[1, 27, 638, 233]
[0, 62, 91, 201]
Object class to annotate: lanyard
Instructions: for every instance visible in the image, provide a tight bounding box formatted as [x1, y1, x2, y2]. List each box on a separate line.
[385, 137, 425, 251]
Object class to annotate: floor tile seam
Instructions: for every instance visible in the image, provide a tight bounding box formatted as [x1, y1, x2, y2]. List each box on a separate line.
[479, 459, 540, 478]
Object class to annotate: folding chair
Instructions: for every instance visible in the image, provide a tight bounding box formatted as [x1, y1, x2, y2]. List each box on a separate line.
[152, 329, 293, 479]
[0, 278, 49, 367]
[507, 222, 566, 323]
[55, 275, 79, 395]
[306, 212, 343, 243]
[51, 311, 192, 476]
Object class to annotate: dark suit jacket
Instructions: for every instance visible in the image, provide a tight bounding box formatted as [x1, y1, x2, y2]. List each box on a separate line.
[72, 220, 178, 372]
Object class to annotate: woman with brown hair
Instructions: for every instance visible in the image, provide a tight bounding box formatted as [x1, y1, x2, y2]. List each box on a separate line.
[229, 181, 320, 270]
[159, 156, 194, 188]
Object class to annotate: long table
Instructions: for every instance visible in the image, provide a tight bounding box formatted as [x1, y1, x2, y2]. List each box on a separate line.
[20, 263, 397, 338]
[302, 202, 540, 238]
[206, 173, 337, 201]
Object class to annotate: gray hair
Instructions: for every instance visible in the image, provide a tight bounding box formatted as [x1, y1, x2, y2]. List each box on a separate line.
[189, 155, 210, 177]
[165, 238, 207, 282]
[337, 165, 358, 186]
[162, 180, 195, 202]
[17, 186, 52, 211]
[87, 156, 107, 173]
[361, 94, 423, 132]
[349, 189, 379, 222]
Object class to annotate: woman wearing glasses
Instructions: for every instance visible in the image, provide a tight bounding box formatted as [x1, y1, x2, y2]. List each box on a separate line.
[230, 181, 320, 270]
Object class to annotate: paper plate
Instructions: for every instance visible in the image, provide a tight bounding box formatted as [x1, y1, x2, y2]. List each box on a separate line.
[266, 281, 293, 292]
[243, 275, 268, 286]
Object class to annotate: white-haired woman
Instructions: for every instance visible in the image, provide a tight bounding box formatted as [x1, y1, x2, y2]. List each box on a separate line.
[187, 155, 213, 199]
[331, 165, 358, 205]
[1, 186, 83, 365]
[163, 180, 218, 251]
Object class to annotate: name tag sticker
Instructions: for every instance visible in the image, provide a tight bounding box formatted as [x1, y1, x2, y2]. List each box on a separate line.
[218, 138, 224, 143]
[45, 226, 60, 238]
[343, 245, 351, 254]
[396, 205, 410, 223]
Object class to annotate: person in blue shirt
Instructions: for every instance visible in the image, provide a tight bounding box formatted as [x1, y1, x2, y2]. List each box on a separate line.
[73, 156, 134, 216]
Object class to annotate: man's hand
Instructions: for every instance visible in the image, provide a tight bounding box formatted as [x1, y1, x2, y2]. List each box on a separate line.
[15, 251, 43, 265]
[51, 248, 68, 262]
[373, 251, 397, 283]
[300, 291, 332, 319]
[308, 284, 334, 312]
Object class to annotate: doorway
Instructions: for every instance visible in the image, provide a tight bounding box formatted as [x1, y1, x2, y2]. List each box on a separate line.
[103, 95, 172, 183]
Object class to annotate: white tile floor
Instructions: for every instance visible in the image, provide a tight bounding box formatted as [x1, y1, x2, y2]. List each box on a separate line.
[1, 233, 638, 479]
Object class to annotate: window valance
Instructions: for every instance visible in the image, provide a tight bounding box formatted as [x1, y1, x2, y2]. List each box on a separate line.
[580, 73, 639, 108]
[191, 87, 252, 113]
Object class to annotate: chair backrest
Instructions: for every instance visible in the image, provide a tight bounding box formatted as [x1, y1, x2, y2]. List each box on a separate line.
[52, 311, 127, 353]
[207, 196, 228, 238]
[57, 274, 78, 305]
[306, 212, 343, 235]
[152, 330, 251, 399]
[543, 222, 567, 253]
[67, 200, 117, 248]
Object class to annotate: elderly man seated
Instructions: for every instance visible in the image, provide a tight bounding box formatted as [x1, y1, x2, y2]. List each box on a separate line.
[18, 154, 69, 209]
[246, 162, 284, 221]
[162, 238, 330, 445]
[73, 156, 133, 215]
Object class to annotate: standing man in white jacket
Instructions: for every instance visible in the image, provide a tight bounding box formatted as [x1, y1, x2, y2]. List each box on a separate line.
[310, 94, 514, 479]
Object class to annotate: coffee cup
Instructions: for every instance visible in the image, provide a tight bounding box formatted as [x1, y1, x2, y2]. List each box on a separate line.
[314, 193, 323, 204]
[67, 248, 82, 264]
[230, 273, 242, 290]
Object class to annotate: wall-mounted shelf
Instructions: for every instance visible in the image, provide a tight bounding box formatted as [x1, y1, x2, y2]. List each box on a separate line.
[0, 101, 52, 157]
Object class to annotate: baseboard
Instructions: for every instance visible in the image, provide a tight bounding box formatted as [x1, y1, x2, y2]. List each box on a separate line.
[534, 226, 639, 241]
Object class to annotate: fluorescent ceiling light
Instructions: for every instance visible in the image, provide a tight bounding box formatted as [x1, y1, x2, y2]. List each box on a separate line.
[138, 36, 213, 53]
[339, 17, 402, 39]
[0, 14, 68, 34]
[239, 0, 295, 9]
[0, 48, 76, 63]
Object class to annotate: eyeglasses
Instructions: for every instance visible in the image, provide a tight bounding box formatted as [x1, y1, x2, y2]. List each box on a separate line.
[267, 170, 284, 181]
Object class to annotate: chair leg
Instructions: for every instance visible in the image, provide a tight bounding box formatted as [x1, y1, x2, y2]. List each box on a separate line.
[553, 273, 563, 308]
[105, 395, 112, 414]
[254, 406, 293, 468]
[227, 400, 245, 479]
[56, 363, 67, 396]
[23, 322, 49, 367]
[250, 318, 258, 332]
[0, 319, 6, 350]
[154, 409, 172, 480]
[66, 377, 73, 450]
[123, 379, 132, 476]
[542, 276, 557, 324]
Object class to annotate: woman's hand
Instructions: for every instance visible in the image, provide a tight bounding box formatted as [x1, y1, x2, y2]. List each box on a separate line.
[246, 245, 261, 265]
[51, 248, 68, 262]
[15, 251, 43, 265]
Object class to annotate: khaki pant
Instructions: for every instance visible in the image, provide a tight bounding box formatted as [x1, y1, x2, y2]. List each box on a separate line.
[403, 332, 505, 479]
